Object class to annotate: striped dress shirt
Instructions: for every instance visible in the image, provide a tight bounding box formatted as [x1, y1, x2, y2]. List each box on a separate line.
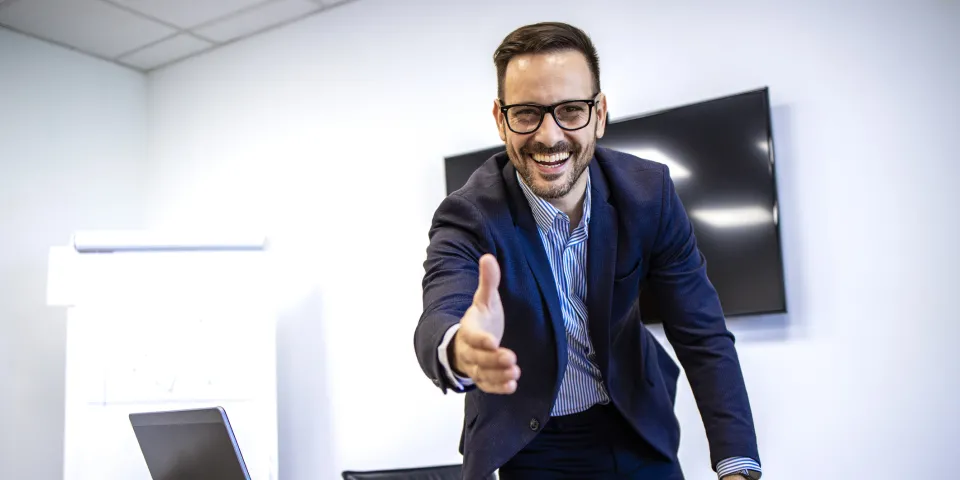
[514, 170, 611, 416]
[437, 169, 761, 479]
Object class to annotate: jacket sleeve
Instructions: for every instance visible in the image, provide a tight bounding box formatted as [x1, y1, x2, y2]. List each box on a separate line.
[414, 193, 493, 393]
[646, 165, 761, 470]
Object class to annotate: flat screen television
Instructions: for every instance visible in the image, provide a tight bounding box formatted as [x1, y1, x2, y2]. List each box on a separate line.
[443, 87, 786, 322]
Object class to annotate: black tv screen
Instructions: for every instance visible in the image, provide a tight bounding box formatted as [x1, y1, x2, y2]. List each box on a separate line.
[443, 87, 786, 321]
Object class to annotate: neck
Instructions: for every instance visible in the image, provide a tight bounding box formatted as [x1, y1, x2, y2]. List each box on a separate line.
[547, 174, 589, 227]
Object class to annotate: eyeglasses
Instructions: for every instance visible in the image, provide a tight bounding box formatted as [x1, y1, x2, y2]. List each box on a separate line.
[500, 94, 599, 134]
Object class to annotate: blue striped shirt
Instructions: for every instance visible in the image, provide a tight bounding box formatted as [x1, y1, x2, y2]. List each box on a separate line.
[515, 171, 610, 416]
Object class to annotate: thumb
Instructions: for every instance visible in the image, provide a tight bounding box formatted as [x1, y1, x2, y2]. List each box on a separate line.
[473, 254, 501, 308]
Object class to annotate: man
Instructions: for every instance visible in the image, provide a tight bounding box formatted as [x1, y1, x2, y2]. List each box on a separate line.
[414, 22, 761, 480]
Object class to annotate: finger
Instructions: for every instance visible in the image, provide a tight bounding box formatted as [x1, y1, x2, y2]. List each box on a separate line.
[459, 343, 507, 374]
[475, 364, 521, 385]
[459, 325, 498, 351]
[473, 254, 501, 309]
[469, 347, 516, 370]
[479, 379, 517, 395]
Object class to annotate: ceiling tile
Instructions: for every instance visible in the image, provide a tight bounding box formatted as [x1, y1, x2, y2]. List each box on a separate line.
[0, 0, 175, 59]
[117, 33, 211, 70]
[193, 0, 318, 43]
[110, 0, 271, 29]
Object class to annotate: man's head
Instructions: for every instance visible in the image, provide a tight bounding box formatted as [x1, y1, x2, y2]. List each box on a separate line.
[492, 22, 607, 204]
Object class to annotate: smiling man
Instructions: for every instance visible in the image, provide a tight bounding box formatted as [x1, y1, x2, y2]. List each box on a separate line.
[414, 22, 762, 480]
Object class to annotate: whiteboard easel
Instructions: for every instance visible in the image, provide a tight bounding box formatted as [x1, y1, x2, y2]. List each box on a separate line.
[47, 233, 278, 480]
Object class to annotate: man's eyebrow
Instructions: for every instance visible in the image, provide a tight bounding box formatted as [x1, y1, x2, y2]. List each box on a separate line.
[505, 97, 590, 106]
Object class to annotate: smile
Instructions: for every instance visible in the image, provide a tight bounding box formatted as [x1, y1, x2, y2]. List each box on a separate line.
[531, 152, 571, 166]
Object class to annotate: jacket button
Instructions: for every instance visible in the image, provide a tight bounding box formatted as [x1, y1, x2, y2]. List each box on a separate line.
[529, 418, 540, 431]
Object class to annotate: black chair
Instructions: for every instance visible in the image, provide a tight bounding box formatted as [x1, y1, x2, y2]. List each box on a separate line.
[342, 464, 495, 480]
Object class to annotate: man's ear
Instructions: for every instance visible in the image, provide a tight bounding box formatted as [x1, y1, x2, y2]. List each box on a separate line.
[492, 99, 507, 142]
[596, 92, 608, 139]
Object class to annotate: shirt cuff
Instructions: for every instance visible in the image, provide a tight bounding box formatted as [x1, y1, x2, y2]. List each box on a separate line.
[437, 323, 475, 390]
[716, 457, 761, 479]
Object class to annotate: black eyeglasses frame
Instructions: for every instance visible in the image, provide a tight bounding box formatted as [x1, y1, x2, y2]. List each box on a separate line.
[499, 93, 600, 134]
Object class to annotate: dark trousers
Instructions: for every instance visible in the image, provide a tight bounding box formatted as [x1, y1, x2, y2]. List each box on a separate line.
[498, 403, 683, 479]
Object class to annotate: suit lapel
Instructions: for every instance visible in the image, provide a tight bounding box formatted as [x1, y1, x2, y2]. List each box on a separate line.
[502, 162, 568, 379]
[586, 161, 616, 380]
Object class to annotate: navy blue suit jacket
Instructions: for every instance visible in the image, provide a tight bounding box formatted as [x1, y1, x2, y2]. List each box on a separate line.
[414, 147, 759, 479]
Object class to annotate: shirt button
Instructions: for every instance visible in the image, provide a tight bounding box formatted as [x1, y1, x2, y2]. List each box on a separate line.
[529, 418, 540, 431]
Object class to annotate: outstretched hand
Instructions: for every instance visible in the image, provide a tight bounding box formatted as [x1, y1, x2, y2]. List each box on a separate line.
[452, 254, 520, 394]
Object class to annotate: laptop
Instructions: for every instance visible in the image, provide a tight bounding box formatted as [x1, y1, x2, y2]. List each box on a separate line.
[129, 406, 252, 480]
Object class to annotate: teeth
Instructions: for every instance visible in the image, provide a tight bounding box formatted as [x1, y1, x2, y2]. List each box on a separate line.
[531, 152, 571, 164]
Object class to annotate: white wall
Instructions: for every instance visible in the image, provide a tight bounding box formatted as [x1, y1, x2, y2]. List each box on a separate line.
[0, 29, 148, 479]
[144, 1, 960, 479]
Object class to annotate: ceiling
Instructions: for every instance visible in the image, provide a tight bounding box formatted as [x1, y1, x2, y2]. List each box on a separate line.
[0, 0, 355, 72]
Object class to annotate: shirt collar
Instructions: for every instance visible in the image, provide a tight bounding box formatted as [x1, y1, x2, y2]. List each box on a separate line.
[515, 169, 592, 232]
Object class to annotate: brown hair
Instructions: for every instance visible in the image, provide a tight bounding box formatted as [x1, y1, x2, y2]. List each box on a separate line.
[493, 22, 601, 102]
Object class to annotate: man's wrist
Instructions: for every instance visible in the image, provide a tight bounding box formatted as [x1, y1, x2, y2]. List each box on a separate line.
[715, 457, 761, 480]
[447, 332, 466, 377]
[437, 324, 474, 389]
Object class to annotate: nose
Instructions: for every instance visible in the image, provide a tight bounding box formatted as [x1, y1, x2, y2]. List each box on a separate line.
[532, 112, 566, 147]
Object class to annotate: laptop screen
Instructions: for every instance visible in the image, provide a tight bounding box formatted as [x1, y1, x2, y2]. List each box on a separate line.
[130, 407, 251, 480]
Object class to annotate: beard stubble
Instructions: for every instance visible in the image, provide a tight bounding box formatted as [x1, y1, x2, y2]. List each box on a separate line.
[506, 126, 597, 199]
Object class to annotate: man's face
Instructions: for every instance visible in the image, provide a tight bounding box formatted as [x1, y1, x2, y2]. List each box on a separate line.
[493, 49, 607, 201]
